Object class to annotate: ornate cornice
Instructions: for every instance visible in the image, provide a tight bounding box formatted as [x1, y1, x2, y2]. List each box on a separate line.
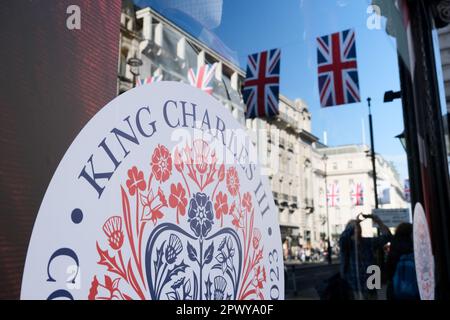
[431, 0, 450, 28]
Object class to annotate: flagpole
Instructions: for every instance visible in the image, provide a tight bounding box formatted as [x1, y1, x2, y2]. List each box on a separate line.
[368, 97, 385, 279]
[367, 97, 379, 210]
[127, 56, 142, 88]
[322, 154, 332, 265]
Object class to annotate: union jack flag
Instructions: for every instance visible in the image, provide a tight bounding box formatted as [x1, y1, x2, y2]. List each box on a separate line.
[317, 29, 360, 107]
[135, 74, 163, 87]
[404, 179, 410, 202]
[242, 48, 281, 118]
[327, 183, 340, 207]
[187, 63, 217, 95]
[351, 182, 364, 206]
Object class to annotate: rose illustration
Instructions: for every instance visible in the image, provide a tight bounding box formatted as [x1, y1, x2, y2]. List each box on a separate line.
[188, 192, 214, 239]
[226, 167, 240, 196]
[151, 144, 172, 182]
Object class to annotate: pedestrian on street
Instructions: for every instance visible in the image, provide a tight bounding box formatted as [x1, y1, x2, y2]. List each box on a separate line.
[283, 239, 289, 261]
[339, 215, 392, 300]
[386, 222, 420, 300]
[305, 246, 311, 262]
[299, 246, 306, 262]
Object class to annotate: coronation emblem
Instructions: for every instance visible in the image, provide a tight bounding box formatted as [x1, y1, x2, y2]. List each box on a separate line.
[90, 140, 266, 300]
[21, 82, 283, 300]
[413, 203, 435, 300]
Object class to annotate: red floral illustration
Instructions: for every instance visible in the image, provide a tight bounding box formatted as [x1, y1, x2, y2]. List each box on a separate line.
[226, 167, 240, 196]
[230, 202, 242, 230]
[151, 144, 172, 183]
[174, 147, 184, 172]
[193, 139, 210, 174]
[169, 182, 188, 224]
[252, 266, 266, 298]
[126, 166, 146, 196]
[242, 192, 252, 213]
[103, 216, 124, 250]
[91, 139, 266, 300]
[214, 191, 229, 227]
[252, 228, 262, 250]
[231, 189, 266, 300]
[180, 139, 218, 192]
[141, 187, 167, 225]
[218, 164, 225, 182]
[88, 275, 126, 300]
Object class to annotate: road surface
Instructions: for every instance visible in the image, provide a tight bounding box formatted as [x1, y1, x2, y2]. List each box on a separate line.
[284, 261, 340, 299]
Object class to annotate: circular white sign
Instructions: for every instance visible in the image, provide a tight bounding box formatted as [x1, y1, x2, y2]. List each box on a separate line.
[21, 82, 284, 300]
[413, 203, 435, 300]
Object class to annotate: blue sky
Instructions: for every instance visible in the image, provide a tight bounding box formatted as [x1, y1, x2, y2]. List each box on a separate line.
[134, 0, 408, 181]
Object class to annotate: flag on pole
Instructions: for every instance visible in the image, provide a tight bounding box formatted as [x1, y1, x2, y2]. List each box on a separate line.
[187, 63, 217, 94]
[317, 28, 360, 107]
[242, 48, 281, 118]
[351, 182, 364, 206]
[404, 179, 411, 202]
[327, 183, 340, 207]
[135, 74, 163, 87]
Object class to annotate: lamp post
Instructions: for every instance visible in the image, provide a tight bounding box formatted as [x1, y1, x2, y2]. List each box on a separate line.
[385, 90, 407, 151]
[322, 154, 332, 265]
[367, 97, 379, 210]
[383, 90, 402, 103]
[127, 56, 143, 87]
[367, 97, 386, 272]
[384, 90, 406, 152]
[395, 132, 407, 152]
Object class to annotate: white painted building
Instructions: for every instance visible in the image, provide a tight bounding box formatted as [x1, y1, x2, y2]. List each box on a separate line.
[316, 144, 408, 240]
[117, 2, 408, 253]
[117, 3, 311, 249]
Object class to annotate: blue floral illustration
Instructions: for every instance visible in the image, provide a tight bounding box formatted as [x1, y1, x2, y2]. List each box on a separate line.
[213, 276, 227, 300]
[150, 233, 188, 299]
[188, 193, 214, 239]
[166, 277, 195, 300]
[212, 236, 239, 296]
[165, 234, 183, 264]
[146, 211, 243, 300]
[215, 237, 235, 273]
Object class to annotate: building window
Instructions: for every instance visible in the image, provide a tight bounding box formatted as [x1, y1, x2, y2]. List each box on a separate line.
[304, 230, 311, 243]
[332, 162, 338, 170]
[119, 48, 128, 77]
[279, 137, 285, 149]
[127, 17, 133, 30]
[348, 160, 353, 169]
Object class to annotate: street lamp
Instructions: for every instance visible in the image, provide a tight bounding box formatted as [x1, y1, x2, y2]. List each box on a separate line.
[127, 56, 143, 87]
[367, 97, 379, 210]
[395, 131, 407, 151]
[385, 89, 407, 151]
[322, 154, 332, 265]
[385, 90, 407, 152]
[383, 90, 402, 103]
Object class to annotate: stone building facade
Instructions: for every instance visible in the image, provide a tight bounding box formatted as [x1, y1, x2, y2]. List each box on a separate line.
[117, 1, 407, 252]
[317, 144, 408, 241]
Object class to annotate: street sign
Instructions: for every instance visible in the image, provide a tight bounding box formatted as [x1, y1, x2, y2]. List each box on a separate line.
[372, 208, 411, 228]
